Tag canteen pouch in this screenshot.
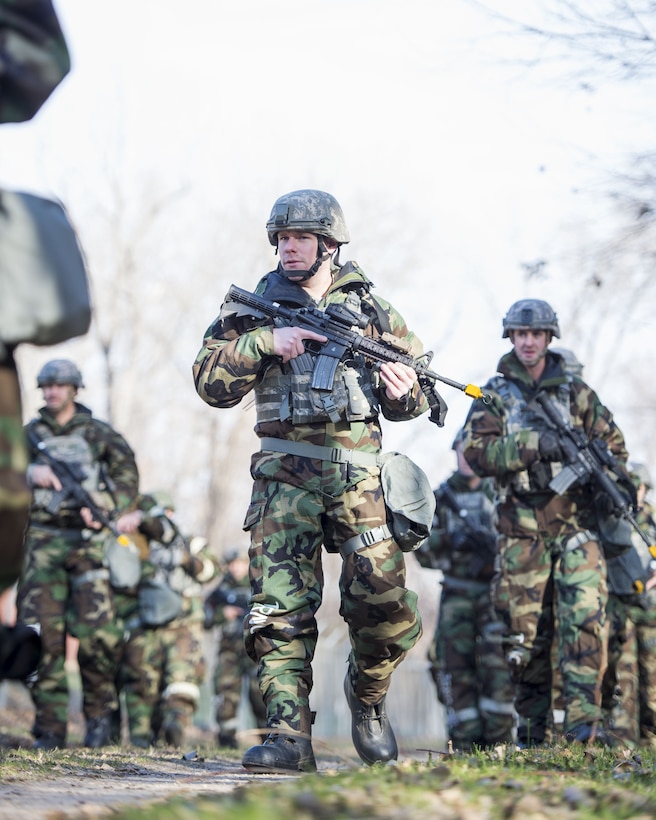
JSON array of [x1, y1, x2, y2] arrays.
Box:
[[379, 452, 436, 552], [138, 576, 183, 626], [104, 533, 141, 590]]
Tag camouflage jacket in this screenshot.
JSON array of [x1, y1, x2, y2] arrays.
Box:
[[463, 350, 628, 538], [415, 471, 498, 581], [25, 403, 139, 529], [0, 0, 70, 123], [193, 262, 428, 483]]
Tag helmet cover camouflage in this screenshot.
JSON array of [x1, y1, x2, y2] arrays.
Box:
[[266, 189, 350, 246], [150, 490, 176, 511], [629, 461, 653, 491], [36, 359, 84, 388], [502, 299, 560, 339]]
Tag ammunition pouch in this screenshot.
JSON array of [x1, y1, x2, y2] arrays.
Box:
[[596, 510, 633, 559], [103, 532, 142, 589], [138, 576, 183, 626], [379, 452, 435, 552], [606, 545, 652, 608]]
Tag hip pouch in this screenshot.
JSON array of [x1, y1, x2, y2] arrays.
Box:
[[379, 452, 436, 552], [138, 577, 183, 626]]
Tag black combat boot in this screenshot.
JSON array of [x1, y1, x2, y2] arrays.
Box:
[[241, 733, 317, 773], [33, 731, 65, 750], [84, 715, 113, 748], [344, 674, 398, 765]]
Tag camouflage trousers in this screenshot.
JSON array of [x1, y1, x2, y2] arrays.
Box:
[[16, 527, 123, 741], [604, 591, 656, 747], [120, 600, 206, 745], [430, 578, 515, 749], [244, 473, 422, 736], [493, 530, 608, 740], [0, 357, 30, 594], [214, 626, 266, 732]]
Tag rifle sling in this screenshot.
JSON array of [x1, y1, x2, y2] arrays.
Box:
[[259, 437, 382, 468]]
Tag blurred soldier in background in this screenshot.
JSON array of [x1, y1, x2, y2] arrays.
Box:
[[204, 548, 266, 749], [0, 0, 71, 679], [416, 429, 515, 750], [463, 299, 633, 747], [17, 360, 139, 749], [603, 463, 656, 746], [118, 491, 218, 748]]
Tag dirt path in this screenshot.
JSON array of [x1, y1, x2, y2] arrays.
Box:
[[0, 682, 352, 819]]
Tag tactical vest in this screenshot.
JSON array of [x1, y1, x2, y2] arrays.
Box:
[[488, 375, 572, 496], [442, 487, 496, 547], [255, 289, 380, 425], [31, 428, 106, 514]]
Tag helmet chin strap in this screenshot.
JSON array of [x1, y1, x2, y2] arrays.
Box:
[[278, 238, 334, 282]]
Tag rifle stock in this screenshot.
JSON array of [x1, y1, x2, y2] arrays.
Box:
[[225, 284, 491, 427]]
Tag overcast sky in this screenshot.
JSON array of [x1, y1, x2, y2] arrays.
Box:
[[3, 0, 654, 478]]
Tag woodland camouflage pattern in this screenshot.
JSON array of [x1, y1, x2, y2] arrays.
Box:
[[0, 0, 70, 592], [17, 403, 138, 743], [604, 499, 656, 746], [206, 570, 266, 742], [193, 262, 426, 737], [463, 349, 629, 742], [416, 472, 515, 749]]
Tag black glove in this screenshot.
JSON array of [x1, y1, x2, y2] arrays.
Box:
[[595, 491, 617, 518], [617, 473, 638, 511], [538, 430, 565, 462]]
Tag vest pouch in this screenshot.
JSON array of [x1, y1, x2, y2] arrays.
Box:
[[0, 190, 91, 346], [139, 576, 183, 626], [379, 452, 436, 552], [596, 511, 633, 559], [104, 533, 142, 589]]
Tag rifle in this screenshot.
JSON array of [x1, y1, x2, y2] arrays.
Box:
[[26, 428, 122, 538], [225, 284, 491, 427], [532, 392, 656, 592]]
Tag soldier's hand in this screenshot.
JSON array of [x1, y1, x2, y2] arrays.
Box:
[[116, 509, 144, 533], [273, 326, 327, 362], [27, 464, 62, 490], [81, 507, 103, 529], [380, 362, 417, 401]]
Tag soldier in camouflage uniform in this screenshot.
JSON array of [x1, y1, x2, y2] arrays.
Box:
[[116, 492, 219, 748], [193, 190, 427, 772], [16, 360, 139, 749], [204, 548, 267, 749], [603, 463, 656, 746], [416, 429, 515, 750], [0, 0, 70, 595], [463, 300, 633, 746]]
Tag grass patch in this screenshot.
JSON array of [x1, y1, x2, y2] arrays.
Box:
[[109, 743, 656, 819]]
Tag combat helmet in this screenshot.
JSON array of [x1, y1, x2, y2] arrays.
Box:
[[266, 189, 350, 247], [629, 461, 653, 491], [37, 359, 84, 388], [502, 299, 560, 339]]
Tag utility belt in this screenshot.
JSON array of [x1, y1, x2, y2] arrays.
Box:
[[259, 437, 382, 468], [258, 438, 434, 554]]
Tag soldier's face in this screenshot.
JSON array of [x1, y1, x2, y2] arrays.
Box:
[[511, 329, 549, 368], [42, 383, 76, 414], [277, 230, 319, 277]]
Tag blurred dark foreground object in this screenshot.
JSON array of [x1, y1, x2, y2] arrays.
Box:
[[0, 623, 41, 681]]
